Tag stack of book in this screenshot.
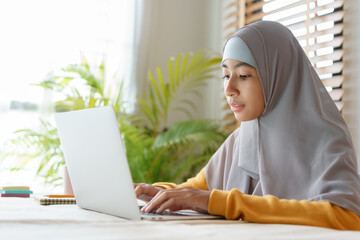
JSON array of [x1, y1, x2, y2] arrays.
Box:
[[0, 186, 33, 198]]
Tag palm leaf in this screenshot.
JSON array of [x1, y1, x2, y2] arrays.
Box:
[[168, 57, 175, 92], [148, 71, 165, 109], [153, 120, 225, 148], [62, 64, 100, 92], [156, 67, 169, 110], [138, 49, 221, 134]]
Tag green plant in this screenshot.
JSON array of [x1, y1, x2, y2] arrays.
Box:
[[139, 50, 220, 135], [2, 120, 64, 185], [2, 50, 227, 187]]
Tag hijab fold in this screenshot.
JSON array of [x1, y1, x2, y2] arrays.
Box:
[[205, 21, 360, 216]]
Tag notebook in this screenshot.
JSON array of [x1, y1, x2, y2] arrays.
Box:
[[33, 194, 76, 205], [54, 106, 222, 221]]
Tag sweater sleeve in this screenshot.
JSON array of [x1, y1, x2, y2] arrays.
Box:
[[152, 167, 208, 190], [209, 188, 360, 231], [154, 169, 360, 230]]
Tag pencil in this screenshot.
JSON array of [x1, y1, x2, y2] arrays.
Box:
[[46, 194, 75, 198]]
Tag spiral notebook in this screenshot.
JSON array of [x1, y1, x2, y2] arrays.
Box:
[[33, 194, 76, 205]]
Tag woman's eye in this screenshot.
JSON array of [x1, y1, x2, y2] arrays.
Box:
[[222, 75, 230, 80], [240, 75, 250, 79]]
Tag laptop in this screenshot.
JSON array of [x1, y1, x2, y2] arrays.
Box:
[[54, 106, 222, 221]]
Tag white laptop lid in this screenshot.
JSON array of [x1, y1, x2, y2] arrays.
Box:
[[55, 106, 141, 220], [55, 106, 223, 221]]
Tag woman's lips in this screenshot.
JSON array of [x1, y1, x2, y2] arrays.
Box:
[[230, 104, 245, 112]]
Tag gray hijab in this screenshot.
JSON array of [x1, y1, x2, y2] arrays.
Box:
[[205, 21, 360, 216]]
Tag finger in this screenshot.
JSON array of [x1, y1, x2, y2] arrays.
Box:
[[142, 190, 188, 213], [146, 188, 210, 213], [155, 198, 180, 213], [167, 205, 185, 212], [137, 194, 153, 202], [142, 190, 169, 213], [134, 185, 145, 197], [135, 184, 151, 196], [136, 184, 163, 204], [141, 192, 162, 212], [155, 193, 197, 213]]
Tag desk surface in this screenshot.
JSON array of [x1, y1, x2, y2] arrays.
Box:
[[1, 197, 359, 240]]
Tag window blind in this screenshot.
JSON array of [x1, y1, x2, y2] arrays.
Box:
[[222, 0, 345, 130]]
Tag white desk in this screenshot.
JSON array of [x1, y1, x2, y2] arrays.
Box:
[[1, 197, 359, 240]]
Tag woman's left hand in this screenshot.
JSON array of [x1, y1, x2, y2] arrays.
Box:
[[140, 187, 210, 214]]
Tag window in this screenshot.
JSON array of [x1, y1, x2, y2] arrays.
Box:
[[0, 0, 137, 191]]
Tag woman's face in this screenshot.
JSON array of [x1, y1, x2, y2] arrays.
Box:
[[222, 59, 265, 122]]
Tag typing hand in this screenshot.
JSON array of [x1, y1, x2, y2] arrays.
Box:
[[134, 183, 162, 202], [140, 187, 210, 214]]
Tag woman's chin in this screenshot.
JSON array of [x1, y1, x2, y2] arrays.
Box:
[[234, 112, 257, 122]]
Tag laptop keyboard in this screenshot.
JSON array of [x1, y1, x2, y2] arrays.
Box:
[[141, 210, 184, 216], [139, 206, 186, 216]]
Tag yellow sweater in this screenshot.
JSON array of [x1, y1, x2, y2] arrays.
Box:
[[153, 168, 360, 231]]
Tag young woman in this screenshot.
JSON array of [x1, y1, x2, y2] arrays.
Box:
[[134, 21, 360, 230]]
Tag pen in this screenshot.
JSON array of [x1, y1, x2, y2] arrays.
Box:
[[46, 194, 75, 198]]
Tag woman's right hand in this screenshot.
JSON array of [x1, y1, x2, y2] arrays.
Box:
[[134, 183, 162, 202]]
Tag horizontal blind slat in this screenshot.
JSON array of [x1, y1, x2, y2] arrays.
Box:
[[322, 76, 343, 88], [297, 23, 343, 41], [310, 49, 343, 63], [274, 10, 308, 24], [225, 10, 239, 20], [311, 0, 344, 13], [309, 36, 343, 51], [329, 88, 344, 101], [261, 0, 343, 23], [226, 1, 238, 10], [246, 11, 266, 24], [315, 62, 343, 75], [262, 1, 307, 19], [245, 1, 265, 14], [287, 10, 344, 32], [335, 101, 344, 111]]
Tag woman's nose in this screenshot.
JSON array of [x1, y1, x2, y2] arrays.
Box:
[[225, 77, 239, 97]]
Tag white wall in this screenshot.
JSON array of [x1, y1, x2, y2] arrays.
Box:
[[136, 0, 223, 128], [343, 0, 360, 168]]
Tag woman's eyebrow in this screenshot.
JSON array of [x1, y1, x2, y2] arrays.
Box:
[[235, 62, 251, 68], [222, 62, 252, 68]]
